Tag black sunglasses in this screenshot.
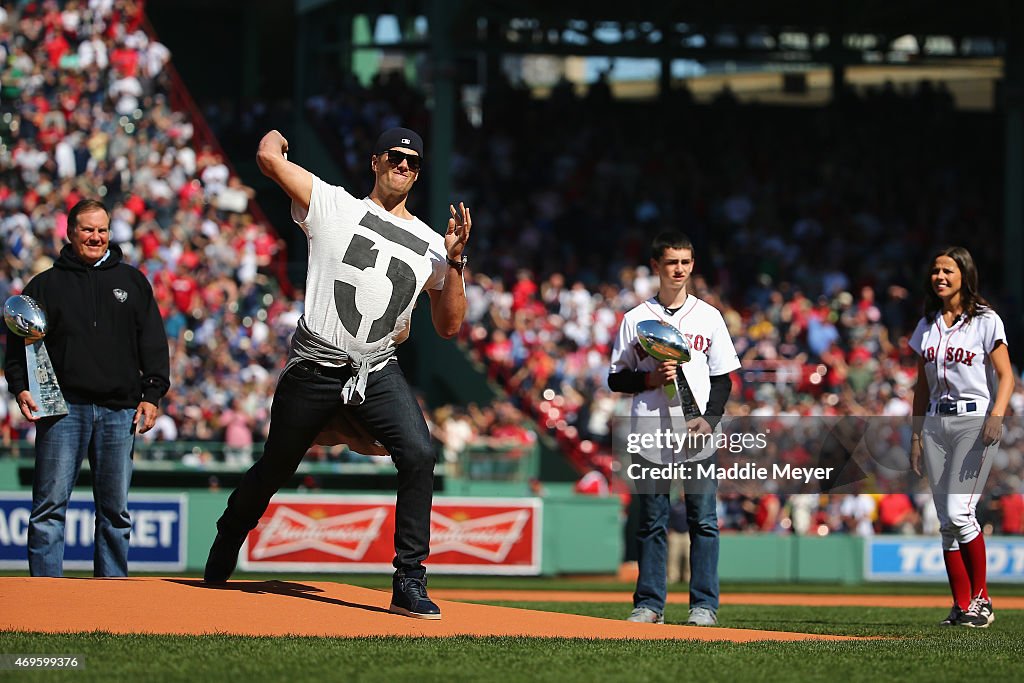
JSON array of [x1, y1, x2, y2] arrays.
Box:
[[381, 149, 421, 171]]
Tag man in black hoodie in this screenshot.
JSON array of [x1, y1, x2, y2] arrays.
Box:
[[4, 199, 170, 577]]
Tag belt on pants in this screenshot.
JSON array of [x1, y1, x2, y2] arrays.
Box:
[[296, 359, 350, 380], [928, 400, 978, 415]]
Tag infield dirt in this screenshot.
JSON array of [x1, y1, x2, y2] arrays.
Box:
[[0, 577, 880, 641]]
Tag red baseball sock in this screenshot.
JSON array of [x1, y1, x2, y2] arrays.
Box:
[[959, 536, 989, 601], [943, 549, 972, 609]]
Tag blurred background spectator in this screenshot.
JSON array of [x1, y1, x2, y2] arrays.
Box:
[[0, 1, 1021, 538]]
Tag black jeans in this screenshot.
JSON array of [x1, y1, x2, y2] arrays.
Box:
[[217, 359, 436, 571]]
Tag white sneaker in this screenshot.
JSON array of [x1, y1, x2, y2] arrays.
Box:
[[687, 607, 718, 626], [960, 595, 994, 628], [627, 607, 664, 624]]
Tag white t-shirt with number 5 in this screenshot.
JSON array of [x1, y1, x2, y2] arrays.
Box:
[[291, 175, 448, 359]]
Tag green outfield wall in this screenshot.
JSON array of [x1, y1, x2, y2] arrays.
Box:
[[718, 534, 864, 584]]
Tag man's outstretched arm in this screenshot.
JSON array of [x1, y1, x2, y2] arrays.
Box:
[[256, 129, 313, 213]]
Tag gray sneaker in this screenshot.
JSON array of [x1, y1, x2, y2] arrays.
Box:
[[687, 607, 718, 626], [627, 607, 664, 624]]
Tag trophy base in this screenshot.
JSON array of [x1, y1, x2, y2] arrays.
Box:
[[28, 402, 70, 419], [673, 376, 703, 422], [26, 340, 69, 418]]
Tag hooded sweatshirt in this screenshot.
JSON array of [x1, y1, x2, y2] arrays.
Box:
[[4, 244, 170, 409]]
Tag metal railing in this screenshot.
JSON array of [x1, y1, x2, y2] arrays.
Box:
[[0, 441, 538, 481], [0, 441, 390, 470], [455, 443, 540, 482]]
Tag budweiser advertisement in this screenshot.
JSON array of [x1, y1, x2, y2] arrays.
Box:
[[237, 495, 543, 575]]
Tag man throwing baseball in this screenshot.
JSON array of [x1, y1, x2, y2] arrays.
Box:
[[204, 127, 471, 620]]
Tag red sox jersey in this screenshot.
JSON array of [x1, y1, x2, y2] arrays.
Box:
[[908, 309, 1007, 413], [610, 295, 741, 418]]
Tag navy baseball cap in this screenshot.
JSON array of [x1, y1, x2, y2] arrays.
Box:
[[374, 127, 424, 158]]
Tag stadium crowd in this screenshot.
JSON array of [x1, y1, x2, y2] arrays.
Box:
[[0, 0, 290, 456], [1, 2, 1022, 536], [0, 2, 542, 468], [304, 66, 1024, 534]]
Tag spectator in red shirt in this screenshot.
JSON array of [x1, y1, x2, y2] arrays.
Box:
[[511, 269, 538, 313], [878, 493, 919, 534], [488, 402, 535, 447], [574, 469, 610, 496], [755, 493, 781, 531], [109, 42, 139, 77], [169, 262, 200, 314], [1000, 491, 1024, 535], [43, 30, 70, 67]]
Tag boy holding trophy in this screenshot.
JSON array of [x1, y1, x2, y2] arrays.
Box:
[[608, 231, 740, 626]]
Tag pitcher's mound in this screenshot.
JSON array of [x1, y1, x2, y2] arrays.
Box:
[[0, 577, 861, 641]]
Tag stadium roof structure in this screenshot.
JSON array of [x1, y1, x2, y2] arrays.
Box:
[[287, 1, 1024, 307], [147, 0, 1020, 302], [298, 0, 1023, 65]]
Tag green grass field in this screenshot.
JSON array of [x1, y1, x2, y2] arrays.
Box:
[[2, 577, 1023, 682]]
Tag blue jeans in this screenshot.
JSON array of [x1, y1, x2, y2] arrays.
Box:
[[29, 403, 136, 577], [634, 489, 720, 614], [217, 360, 436, 571]]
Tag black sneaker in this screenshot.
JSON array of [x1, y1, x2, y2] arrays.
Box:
[[959, 595, 994, 628], [939, 604, 964, 626], [203, 531, 246, 584], [388, 569, 441, 620]]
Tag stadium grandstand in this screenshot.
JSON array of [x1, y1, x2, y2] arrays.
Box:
[[2, 0, 1024, 580]]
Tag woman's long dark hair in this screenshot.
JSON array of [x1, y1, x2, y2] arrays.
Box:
[[923, 246, 991, 322]]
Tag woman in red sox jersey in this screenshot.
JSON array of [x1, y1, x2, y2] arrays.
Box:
[[909, 246, 1014, 628]]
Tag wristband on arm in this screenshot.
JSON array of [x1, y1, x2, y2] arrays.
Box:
[[608, 369, 648, 394], [702, 372, 733, 428]]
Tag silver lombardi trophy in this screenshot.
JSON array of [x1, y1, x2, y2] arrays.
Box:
[[4, 295, 69, 417], [636, 319, 701, 421]]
